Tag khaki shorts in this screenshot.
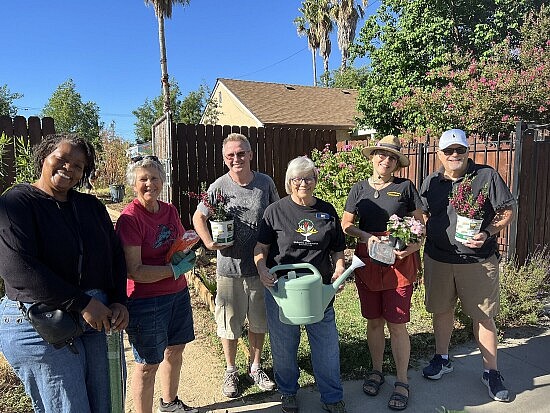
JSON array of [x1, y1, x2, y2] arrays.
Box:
[[214, 275, 267, 339], [423, 253, 500, 320]]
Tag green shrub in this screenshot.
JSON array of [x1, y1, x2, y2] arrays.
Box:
[[497, 247, 550, 328], [311, 143, 373, 220]]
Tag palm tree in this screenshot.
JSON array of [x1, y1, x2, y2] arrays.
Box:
[[317, 0, 334, 83], [331, 0, 367, 70], [144, 0, 191, 114], [295, 1, 321, 86]]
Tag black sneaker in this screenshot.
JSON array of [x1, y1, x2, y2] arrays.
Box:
[[157, 396, 198, 413], [481, 370, 510, 402], [422, 354, 453, 379]]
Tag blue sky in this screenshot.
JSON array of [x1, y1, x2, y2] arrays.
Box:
[[1, 1, 374, 143]]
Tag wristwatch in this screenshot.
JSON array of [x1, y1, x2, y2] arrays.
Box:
[[481, 229, 491, 239]]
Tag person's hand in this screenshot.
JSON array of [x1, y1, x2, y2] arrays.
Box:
[[204, 240, 231, 250], [171, 250, 197, 280], [81, 297, 112, 332], [395, 241, 421, 260], [259, 268, 276, 288], [463, 231, 488, 249], [108, 303, 129, 331], [331, 266, 346, 292], [366, 233, 380, 250]]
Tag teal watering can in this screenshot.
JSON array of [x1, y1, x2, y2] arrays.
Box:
[[267, 255, 366, 325]]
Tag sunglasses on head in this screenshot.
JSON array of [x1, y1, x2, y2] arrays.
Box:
[[131, 155, 160, 163], [441, 147, 468, 156]]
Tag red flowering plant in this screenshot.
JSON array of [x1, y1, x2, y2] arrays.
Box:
[[187, 183, 231, 221], [449, 174, 488, 220]]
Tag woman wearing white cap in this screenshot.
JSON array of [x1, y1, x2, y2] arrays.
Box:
[[342, 135, 424, 411]]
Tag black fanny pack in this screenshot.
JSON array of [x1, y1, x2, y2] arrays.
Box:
[[18, 302, 84, 353]]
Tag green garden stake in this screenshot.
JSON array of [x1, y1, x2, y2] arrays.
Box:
[[106, 330, 125, 413]]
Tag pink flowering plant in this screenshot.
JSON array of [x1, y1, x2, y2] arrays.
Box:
[[449, 174, 488, 220], [387, 215, 424, 245], [187, 183, 231, 221], [311, 143, 372, 218]]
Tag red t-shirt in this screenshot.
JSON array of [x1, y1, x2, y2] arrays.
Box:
[[116, 199, 187, 298]]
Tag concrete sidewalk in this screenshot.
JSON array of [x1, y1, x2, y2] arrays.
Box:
[[202, 325, 550, 413]]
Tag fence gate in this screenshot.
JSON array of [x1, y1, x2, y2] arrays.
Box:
[[151, 113, 174, 203], [509, 122, 550, 264]]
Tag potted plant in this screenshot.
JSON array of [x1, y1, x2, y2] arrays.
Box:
[[387, 214, 425, 251], [188, 184, 233, 246], [449, 174, 488, 242]]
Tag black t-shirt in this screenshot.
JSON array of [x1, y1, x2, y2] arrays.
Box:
[[257, 196, 345, 284], [344, 177, 422, 232], [420, 160, 516, 263]]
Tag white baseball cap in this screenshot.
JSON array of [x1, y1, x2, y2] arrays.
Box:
[[439, 129, 468, 150]]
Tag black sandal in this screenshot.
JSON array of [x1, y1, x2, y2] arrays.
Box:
[[388, 381, 409, 411], [362, 370, 385, 396]]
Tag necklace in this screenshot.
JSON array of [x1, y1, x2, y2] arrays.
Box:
[[369, 176, 393, 199]]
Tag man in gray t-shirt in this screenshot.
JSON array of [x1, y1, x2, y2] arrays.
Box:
[[192, 133, 279, 398]]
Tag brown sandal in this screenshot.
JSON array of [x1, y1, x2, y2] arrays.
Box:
[[362, 370, 385, 396], [388, 381, 409, 410]]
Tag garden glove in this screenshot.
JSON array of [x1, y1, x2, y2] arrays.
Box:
[[170, 250, 196, 280]]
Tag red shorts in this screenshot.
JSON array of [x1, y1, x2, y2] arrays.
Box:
[[355, 276, 413, 324]]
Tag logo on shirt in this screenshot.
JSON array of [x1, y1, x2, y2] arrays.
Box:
[[153, 223, 177, 248], [387, 191, 401, 197], [295, 219, 318, 242]]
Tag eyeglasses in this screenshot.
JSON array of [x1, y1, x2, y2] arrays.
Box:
[[131, 155, 159, 163], [224, 151, 250, 160], [441, 147, 468, 156], [291, 177, 316, 185], [375, 151, 398, 162]]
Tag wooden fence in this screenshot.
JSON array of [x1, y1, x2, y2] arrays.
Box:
[[0, 115, 55, 193], [154, 124, 336, 227]]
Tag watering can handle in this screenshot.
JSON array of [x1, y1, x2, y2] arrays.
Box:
[[269, 263, 321, 277]]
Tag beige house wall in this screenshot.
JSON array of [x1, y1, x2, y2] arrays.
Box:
[[209, 84, 262, 127]]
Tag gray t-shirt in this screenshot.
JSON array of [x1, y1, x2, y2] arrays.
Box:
[[197, 172, 279, 277]]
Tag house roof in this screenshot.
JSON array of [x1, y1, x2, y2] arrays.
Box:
[[217, 78, 359, 129]]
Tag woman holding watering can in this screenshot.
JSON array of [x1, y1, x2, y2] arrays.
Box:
[[0, 133, 128, 412], [254, 156, 347, 413], [342, 135, 424, 411], [116, 155, 198, 413]]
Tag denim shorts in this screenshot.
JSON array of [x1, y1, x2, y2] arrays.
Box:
[[126, 287, 195, 364]]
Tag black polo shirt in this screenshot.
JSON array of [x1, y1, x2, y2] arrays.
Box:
[[419, 159, 515, 264]]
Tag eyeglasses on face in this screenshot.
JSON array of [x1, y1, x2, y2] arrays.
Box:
[[291, 177, 316, 185], [224, 151, 250, 160], [131, 155, 160, 163], [375, 151, 398, 162], [441, 147, 468, 156]]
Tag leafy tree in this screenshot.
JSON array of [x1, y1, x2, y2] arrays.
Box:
[[331, 0, 366, 70], [353, 0, 545, 136], [42, 79, 101, 147], [144, 0, 191, 114], [133, 81, 218, 143], [0, 84, 23, 117], [324, 65, 369, 88], [393, 6, 550, 138]]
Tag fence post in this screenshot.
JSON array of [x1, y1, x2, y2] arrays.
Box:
[[507, 121, 525, 259]]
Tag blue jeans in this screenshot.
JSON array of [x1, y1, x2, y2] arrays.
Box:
[[0, 291, 124, 413], [264, 289, 344, 404]]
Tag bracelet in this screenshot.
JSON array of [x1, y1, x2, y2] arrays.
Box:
[[481, 229, 491, 238]]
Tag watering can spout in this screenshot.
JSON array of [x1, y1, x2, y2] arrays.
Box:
[[322, 255, 366, 309]]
